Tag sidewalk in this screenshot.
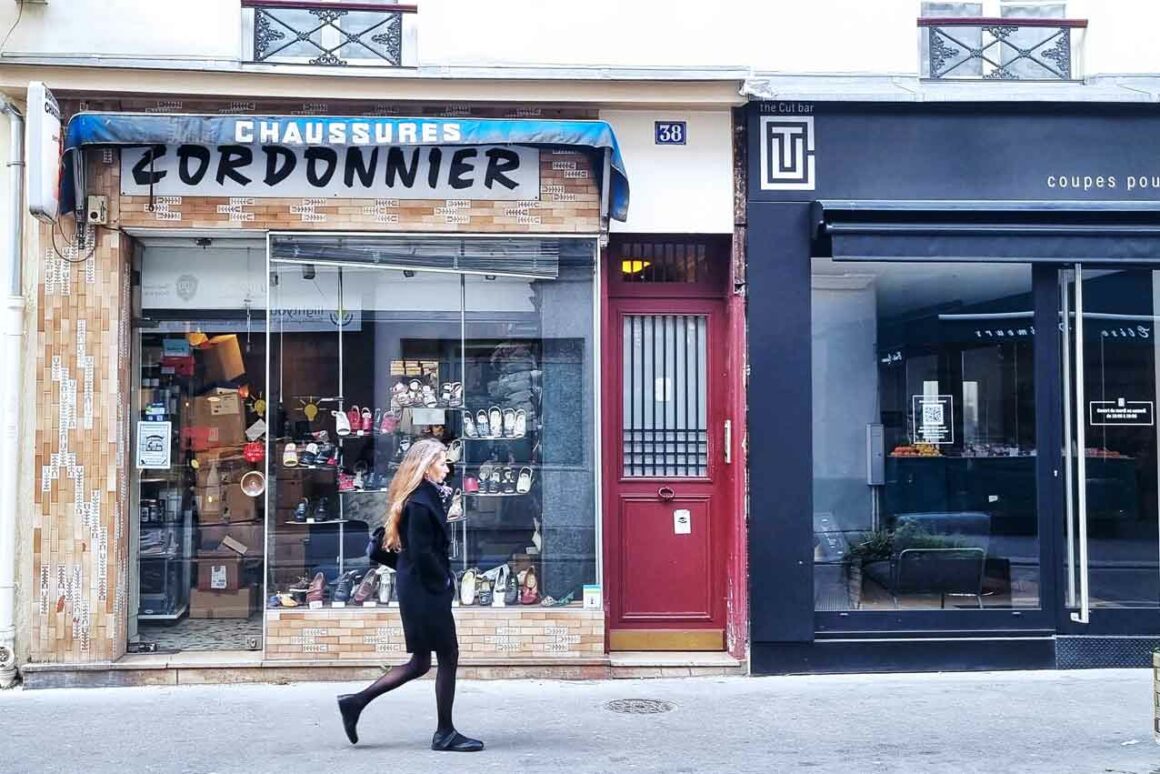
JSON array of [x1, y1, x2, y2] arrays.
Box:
[[2, 669, 1157, 773]]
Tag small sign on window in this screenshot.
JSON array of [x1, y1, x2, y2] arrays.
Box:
[[655, 121, 687, 145]]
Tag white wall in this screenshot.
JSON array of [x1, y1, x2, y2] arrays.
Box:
[[601, 110, 734, 234]]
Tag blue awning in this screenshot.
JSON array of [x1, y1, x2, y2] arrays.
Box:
[[61, 112, 630, 221]]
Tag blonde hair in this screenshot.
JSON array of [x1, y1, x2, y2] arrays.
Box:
[[384, 438, 447, 552]]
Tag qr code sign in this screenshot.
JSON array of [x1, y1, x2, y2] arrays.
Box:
[[922, 404, 944, 426]]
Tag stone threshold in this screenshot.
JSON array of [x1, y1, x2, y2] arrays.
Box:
[[20, 650, 745, 689]]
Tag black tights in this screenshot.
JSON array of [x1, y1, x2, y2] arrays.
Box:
[[349, 643, 460, 733]]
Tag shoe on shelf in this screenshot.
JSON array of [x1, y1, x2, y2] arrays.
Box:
[[463, 410, 477, 438], [306, 572, 326, 604], [313, 499, 330, 522], [516, 466, 533, 494], [332, 410, 351, 437], [360, 407, 373, 434], [333, 570, 362, 604], [503, 408, 516, 437], [282, 442, 299, 467], [351, 569, 379, 604], [488, 407, 502, 438], [347, 405, 362, 434], [450, 382, 463, 408], [431, 729, 484, 752], [293, 498, 308, 523], [446, 439, 463, 464]]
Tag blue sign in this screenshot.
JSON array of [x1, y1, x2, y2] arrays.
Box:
[[655, 121, 687, 145]]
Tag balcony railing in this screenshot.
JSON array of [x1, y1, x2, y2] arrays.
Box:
[[919, 17, 1087, 81], [241, 0, 417, 67]]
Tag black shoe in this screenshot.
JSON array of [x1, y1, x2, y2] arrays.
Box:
[[337, 695, 361, 745], [431, 729, 484, 752], [333, 570, 361, 604]]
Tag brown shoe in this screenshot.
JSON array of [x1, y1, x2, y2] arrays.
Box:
[[306, 572, 326, 604], [351, 569, 379, 604]]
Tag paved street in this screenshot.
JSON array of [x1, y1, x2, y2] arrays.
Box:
[[2, 669, 1158, 773]]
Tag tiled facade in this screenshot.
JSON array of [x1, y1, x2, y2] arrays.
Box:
[[265, 608, 604, 661], [27, 97, 605, 666]]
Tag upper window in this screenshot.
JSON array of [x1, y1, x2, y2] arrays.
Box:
[[242, 0, 418, 68]]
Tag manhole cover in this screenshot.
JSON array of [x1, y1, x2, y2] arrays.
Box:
[[604, 699, 676, 714]]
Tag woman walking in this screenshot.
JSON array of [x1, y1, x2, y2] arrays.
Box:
[[337, 438, 484, 752]]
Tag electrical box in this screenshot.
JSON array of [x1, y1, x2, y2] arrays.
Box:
[[866, 423, 885, 486], [86, 195, 108, 225]]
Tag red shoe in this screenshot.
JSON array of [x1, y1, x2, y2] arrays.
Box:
[[360, 407, 373, 434], [346, 405, 361, 435], [306, 572, 326, 604]]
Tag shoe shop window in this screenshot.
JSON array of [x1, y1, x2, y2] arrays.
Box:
[[131, 238, 268, 653], [267, 235, 598, 613]]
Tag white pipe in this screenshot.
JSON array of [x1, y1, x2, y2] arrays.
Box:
[[0, 95, 24, 688]]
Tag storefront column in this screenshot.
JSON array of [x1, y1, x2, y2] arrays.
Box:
[[747, 202, 814, 655], [29, 151, 133, 663]]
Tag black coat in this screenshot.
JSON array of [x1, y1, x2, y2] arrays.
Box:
[[395, 479, 457, 653]]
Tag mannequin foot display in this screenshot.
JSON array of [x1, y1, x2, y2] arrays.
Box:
[[431, 729, 484, 752], [337, 695, 362, 745]]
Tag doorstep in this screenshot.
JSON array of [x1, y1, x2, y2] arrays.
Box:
[[20, 652, 611, 689], [609, 651, 746, 679], [20, 650, 747, 689]]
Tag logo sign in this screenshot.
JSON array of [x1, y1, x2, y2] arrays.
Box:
[[1090, 398, 1155, 427], [136, 421, 172, 469], [912, 394, 954, 445], [25, 81, 62, 222], [120, 144, 540, 201], [654, 121, 687, 145], [759, 115, 815, 191]]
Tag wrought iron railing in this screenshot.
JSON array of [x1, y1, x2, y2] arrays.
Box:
[[919, 17, 1087, 80], [242, 0, 417, 67]]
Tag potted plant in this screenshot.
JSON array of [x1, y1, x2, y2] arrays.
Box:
[[844, 529, 894, 609]]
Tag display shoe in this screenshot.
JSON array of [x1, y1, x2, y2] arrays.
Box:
[[408, 379, 422, 406], [488, 406, 503, 438], [289, 575, 310, 604], [306, 572, 327, 604], [379, 410, 398, 435], [293, 498, 308, 523], [377, 568, 394, 604], [504, 566, 520, 605], [337, 471, 356, 492], [422, 385, 438, 407], [431, 729, 484, 753], [360, 407, 373, 434], [516, 466, 533, 494], [501, 466, 516, 494], [441, 382, 453, 405], [372, 407, 382, 433], [476, 409, 490, 438], [351, 569, 380, 604], [503, 408, 517, 437], [446, 439, 463, 464], [299, 442, 319, 466], [337, 695, 363, 745], [282, 442, 299, 467], [393, 381, 411, 407], [333, 569, 361, 604], [318, 443, 338, 466], [332, 410, 352, 437], [459, 568, 477, 605], [463, 410, 477, 438], [476, 575, 493, 606], [274, 593, 298, 608], [450, 382, 464, 408], [313, 499, 330, 522], [514, 409, 527, 438], [464, 475, 479, 493], [447, 489, 465, 522], [520, 566, 540, 605]]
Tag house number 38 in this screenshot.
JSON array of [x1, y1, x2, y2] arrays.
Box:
[[654, 121, 687, 145]]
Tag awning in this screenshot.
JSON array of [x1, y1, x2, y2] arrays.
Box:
[[60, 113, 630, 221], [815, 200, 1160, 263]]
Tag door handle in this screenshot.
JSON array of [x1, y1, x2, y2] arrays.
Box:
[[657, 486, 675, 502], [724, 420, 732, 465], [1070, 263, 1091, 624]]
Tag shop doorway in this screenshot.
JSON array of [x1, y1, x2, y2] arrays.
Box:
[[604, 238, 732, 651], [1058, 266, 1160, 636]]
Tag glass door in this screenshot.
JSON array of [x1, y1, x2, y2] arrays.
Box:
[[1060, 266, 1160, 631]]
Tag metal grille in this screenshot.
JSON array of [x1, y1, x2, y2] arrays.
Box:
[[618, 240, 711, 284], [1055, 636, 1160, 669], [247, 1, 410, 67], [604, 699, 676, 714], [623, 314, 708, 477]]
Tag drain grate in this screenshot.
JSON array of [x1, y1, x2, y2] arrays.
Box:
[[604, 698, 676, 715]]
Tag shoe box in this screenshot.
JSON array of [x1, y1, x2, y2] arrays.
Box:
[[195, 550, 244, 592], [184, 388, 246, 451], [190, 585, 258, 619], [194, 448, 258, 522], [200, 334, 246, 384], [199, 523, 264, 557]]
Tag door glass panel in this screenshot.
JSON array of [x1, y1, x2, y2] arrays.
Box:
[[811, 260, 1039, 612], [621, 314, 708, 477], [1063, 268, 1160, 611]]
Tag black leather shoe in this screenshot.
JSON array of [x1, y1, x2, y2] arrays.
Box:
[[431, 729, 484, 752], [337, 695, 362, 745]]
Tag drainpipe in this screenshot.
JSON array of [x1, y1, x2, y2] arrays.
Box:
[[0, 95, 24, 689]]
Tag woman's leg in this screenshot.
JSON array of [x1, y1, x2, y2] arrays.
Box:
[[337, 651, 432, 744], [434, 640, 459, 733]]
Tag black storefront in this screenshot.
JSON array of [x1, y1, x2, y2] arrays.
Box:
[[747, 101, 1160, 673]]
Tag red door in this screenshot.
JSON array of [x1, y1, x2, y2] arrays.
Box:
[[603, 239, 732, 651]]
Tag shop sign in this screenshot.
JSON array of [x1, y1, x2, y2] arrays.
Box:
[[1089, 398, 1154, 427], [912, 394, 954, 445], [136, 421, 172, 469], [26, 81, 62, 222], [120, 144, 540, 201]]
